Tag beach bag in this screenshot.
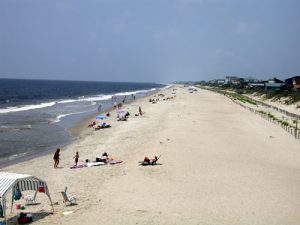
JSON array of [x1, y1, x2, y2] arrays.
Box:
[[0, 203, 3, 218], [18, 213, 28, 224], [38, 183, 45, 193], [14, 186, 22, 201]]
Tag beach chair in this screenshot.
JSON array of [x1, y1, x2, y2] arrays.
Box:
[[24, 193, 37, 205], [61, 187, 76, 206]]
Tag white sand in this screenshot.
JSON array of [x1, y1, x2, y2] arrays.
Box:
[[2, 86, 300, 225]]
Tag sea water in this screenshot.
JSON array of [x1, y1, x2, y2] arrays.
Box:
[[0, 79, 167, 167]]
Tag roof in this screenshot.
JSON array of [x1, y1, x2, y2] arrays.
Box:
[[294, 77, 300, 85], [0, 172, 48, 197], [265, 83, 284, 87]]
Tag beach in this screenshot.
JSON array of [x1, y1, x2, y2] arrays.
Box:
[[2, 86, 300, 225]]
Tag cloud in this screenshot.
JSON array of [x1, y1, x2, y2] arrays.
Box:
[[236, 22, 257, 35]]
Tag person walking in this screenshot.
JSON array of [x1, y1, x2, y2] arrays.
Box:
[[53, 148, 60, 168]]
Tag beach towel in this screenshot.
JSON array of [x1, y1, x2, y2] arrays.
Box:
[[109, 160, 123, 165], [86, 162, 105, 167], [70, 164, 85, 169]]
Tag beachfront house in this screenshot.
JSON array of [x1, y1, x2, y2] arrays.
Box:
[[247, 80, 265, 89], [224, 76, 241, 85], [264, 77, 285, 91], [285, 76, 300, 91], [216, 79, 225, 85]]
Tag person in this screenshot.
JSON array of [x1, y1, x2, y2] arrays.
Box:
[[96, 152, 109, 163], [139, 106, 143, 115], [74, 152, 79, 166], [97, 104, 102, 112], [143, 156, 150, 164], [125, 111, 130, 118], [122, 96, 126, 103], [53, 148, 60, 168], [143, 155, 159, 165], [88, 121, 96, 127], [113, 102, 117, 109]]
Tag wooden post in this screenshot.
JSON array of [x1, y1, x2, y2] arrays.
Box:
[[295, 120, 298, 139]]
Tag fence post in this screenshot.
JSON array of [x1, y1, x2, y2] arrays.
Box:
[[294, 120, 298, 139]]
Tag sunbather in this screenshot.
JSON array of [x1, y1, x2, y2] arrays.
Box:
[[94, 122, 111, 130], [96, 152, 110, 163], [88, 121, 96, 127], [142, 155, 159, 165]]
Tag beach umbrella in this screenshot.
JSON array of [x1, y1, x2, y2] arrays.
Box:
[[96, 115, 107, 120]]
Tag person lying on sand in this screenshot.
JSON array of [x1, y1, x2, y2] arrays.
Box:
[[94, 122, 111, 130], [96, 152, 111, 163], [142, 155, 159, 165], [88, 121, 96, 127]]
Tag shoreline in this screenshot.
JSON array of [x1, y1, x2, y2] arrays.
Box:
[[2, 86, 299, 225], [0, 90, 161, 169]]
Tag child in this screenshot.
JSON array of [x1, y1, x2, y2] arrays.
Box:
[[74, 152, 79, 166]]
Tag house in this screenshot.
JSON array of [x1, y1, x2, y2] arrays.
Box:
[[247, 82, 265, 88], [285, 76, 300, 91], [224, 76, 241, 85], [264, 77, 285, 91]]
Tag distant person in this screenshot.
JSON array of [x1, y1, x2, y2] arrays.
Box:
[[114, 102, 117, 109], [53, 148, 60, 168], [97, 104, 102, 112], [88, 121, 96, 127], [139, 106, 143, 115], [74, 152, 79, 166], [122, 96, 126, 103], [134, 95, 136, 100]]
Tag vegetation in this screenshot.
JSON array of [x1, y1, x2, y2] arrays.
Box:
[[202, 84, 300, 105]]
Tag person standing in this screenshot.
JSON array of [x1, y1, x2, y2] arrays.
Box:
[[139, 106, 143, 115], [53, 148, 60, 168], [74, 152, 79, 166]]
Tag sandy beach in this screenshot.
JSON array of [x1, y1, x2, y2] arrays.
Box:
[[2, 86, 300, 225]]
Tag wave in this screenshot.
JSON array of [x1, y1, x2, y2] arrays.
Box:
[[0, 102, 57, 114], [160, 84, 173, 90], [58, 95, 112, 104], [0, 86, 162, 114], [114, 88, 157, 96], [52, 110, 93, 123]]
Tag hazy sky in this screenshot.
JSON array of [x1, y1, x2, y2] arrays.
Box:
[[0, 0, 299, 83]]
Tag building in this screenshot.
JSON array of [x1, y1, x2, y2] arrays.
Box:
[[285, 76, 300, 91], [264, 77, 285, 91], [224, 76, 241, 85]]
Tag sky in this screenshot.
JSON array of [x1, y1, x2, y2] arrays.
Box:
[[0, 0, 300, 83]]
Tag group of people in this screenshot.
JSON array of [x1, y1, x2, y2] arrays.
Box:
[[54, 148, 79, 168], [53, 103, 146, 168], [54, 148, 159, 168], [54, 149, 113, 168]]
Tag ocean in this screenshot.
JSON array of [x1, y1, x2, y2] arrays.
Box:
[[0, 79, 166, 167]]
